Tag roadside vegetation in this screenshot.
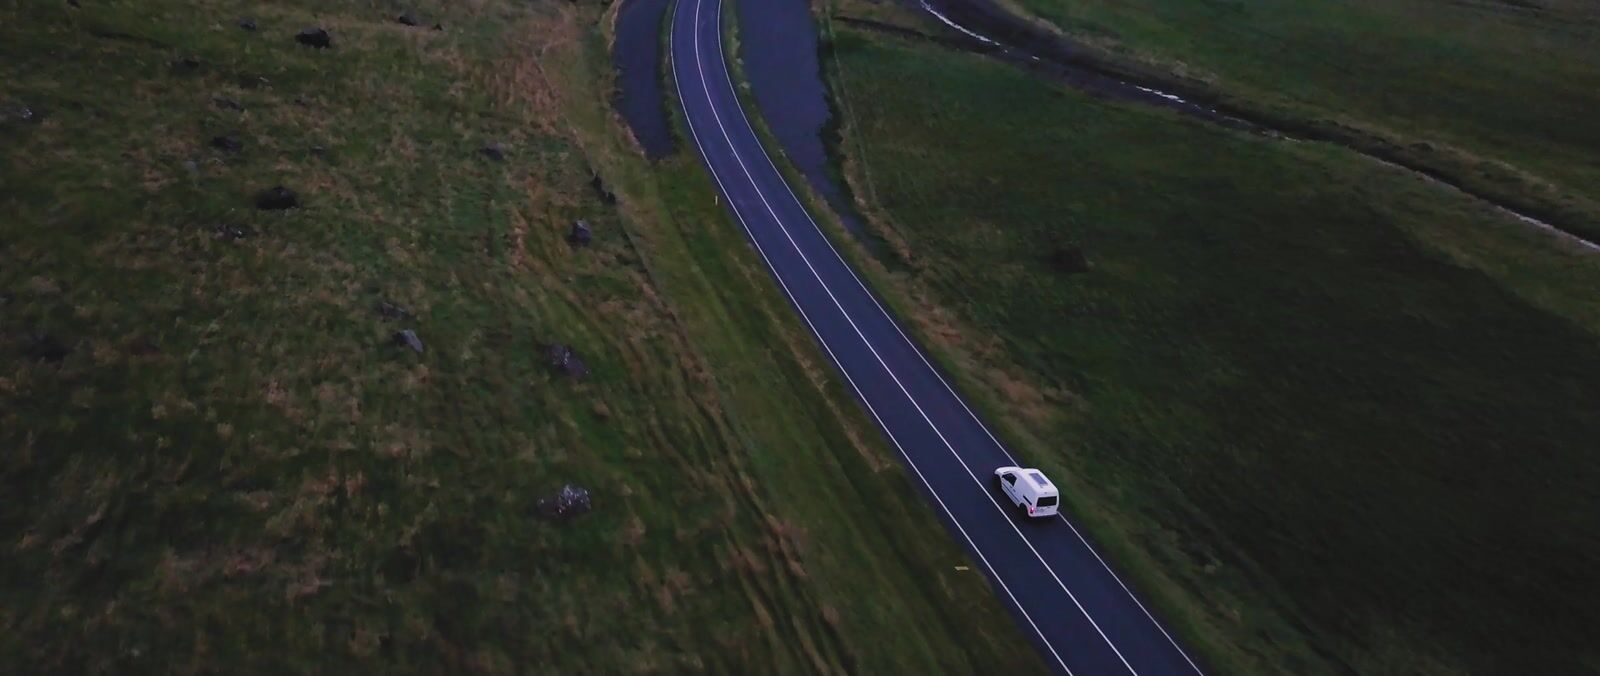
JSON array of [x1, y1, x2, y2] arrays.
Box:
[[815, 2, 1600, 672], [0, 0, 1038, 671]]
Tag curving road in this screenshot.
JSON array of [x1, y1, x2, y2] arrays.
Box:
[[670, 0, 1204, 672]]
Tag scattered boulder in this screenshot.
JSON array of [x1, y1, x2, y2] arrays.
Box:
[[237, 17, 257, 31], [212, 96, 245, 112], [309, 145, 327, 157], [375, 301, 410, 321], [23, 334, 70, 363], [393, 329, 425, 354], [210, 134, 243, 153], [295, 27, 332, 49], [126, 337, 161, 357], [537, 484, 592, 520], [254, 186, 299, 210], [397, 13, 419, 26], [568, 220, 593, 246], [589, 172, 617, 205], [545, 343, 588, 379], [1047, 246, 1090, 275], [170, 56, 202, 73], [212, 224, 250, 240], [479, 142, 505, 162], [432, 23, 444, 31], [9, 105, 40, 125]]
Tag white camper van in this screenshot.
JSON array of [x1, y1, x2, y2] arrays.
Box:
[[994, 466, 1060, 518]]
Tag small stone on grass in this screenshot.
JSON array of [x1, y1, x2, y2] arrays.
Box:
[[24, 334, 70, 363], [393, 329, 424, 354], [569, 220, 593, 246], [295, 28, 332, 49], [255, 186, 299, 210], [537, 484, 593, 520], [545, 343, 589, 379], [376, 301, 410, 321]]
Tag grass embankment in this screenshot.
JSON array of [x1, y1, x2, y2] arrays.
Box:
[[996, 0, 1600, 242], [0, 0, 1035, 671], [818, 16, 1600, 674]]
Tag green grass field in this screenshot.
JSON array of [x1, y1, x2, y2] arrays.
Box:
[[0, 0, 1040, 671], [1000, 0, 1600, 242], [819, 10, 1600, 673]]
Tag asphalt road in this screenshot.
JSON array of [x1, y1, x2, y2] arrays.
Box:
[[670, 0, 1205, 672]]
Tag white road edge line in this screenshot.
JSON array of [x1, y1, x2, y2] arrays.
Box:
[[690, 1, 1139, 673], [711, 8, 1206, 674], [669, 1, 1073, 673]]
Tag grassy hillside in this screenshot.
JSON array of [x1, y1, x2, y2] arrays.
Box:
[[0, 0, 1039, 672], [818, 13, 1600, 674], [1000, 0, 1600, 240]]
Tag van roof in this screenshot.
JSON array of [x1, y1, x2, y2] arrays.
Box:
[[1027, 471, 1056, 493]]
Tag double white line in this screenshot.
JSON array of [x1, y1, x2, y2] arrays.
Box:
[[668, 0, 1203, 673]]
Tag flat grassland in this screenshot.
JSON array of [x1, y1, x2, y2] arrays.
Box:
[[1006, 0, 1600, 241], [821, 7, 1600, 672], [0, 0, 1037, 671]]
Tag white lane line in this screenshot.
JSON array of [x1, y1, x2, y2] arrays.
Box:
[[669, 1, 1073, 673], [691, 1, 1138, 673], [709, 7, 1206, 675], [918, 0, 998, 45]]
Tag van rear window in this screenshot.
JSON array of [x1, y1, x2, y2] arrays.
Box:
[[1037, 496, 1058, 507]]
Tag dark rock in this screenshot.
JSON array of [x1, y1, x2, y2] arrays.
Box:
[[170, 56, 202, 73], [254, 186, 299, 210], [393, 329, 424, 354], [545, 343, 588, 379], [480, 142, 505, 162], [24, 334, 70, 363], [590, 172, 617, 205], [1047, 246, 1090, 275], [212, 224, 250, 240], [309, 145, 327, 157], [568, 220, 593, 246], [432, 23, 444, 31], [537, 484, 592, 520], [397, 13, 419, 27], [295, 27, 332, 49], [210, 135, 242, 153], [127, 338, 161, 357], [212, 96, 245, 111], [67, 0, 80, 7], [376, 301, 410, 321], [237, 17, 257, 31]]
